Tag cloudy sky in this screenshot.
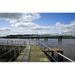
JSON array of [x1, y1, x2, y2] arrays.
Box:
[[0, 13, 75, 36]]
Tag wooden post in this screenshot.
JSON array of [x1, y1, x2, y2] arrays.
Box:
[[51, 51, 54, 57], [51, 51, 54, 62], [58, 51, 63, 62], [7, 40, 8, 45]]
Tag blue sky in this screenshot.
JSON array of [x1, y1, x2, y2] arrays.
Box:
[[0, 19, 10, 27], [35, 13, 75, 25], [0, 13, 75, 36]]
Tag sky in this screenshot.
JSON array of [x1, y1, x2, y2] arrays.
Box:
[[0, 13, 75, 36]]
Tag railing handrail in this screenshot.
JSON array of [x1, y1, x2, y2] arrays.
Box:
[[0, 47, 17, 58], [56, 52, 74, 62], [46, 51, 57, 62], [8, 53, 17, 61]]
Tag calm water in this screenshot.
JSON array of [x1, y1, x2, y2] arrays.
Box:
[[0, 38, 75, 61]]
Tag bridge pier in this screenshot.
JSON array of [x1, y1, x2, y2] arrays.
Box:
[[44, 38, 48, 41], [58, 36, 62, 47]]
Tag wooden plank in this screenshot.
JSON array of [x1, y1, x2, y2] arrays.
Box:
[[16, 45, 30, 62], [22, 45, 30, 62]]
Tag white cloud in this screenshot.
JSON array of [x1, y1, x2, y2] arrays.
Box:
[[0, 27, 11, 36], [52, 21, 75, 35], [32, 25, 50, 30], [20, 13, 40, 22], [0, 27, 10, 31], [5, 13, 41, 29], [12, 22, 39, 28], [5, 18, 17, 24]]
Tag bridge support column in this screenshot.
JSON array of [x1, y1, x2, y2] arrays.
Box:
[[44, 38, 48, 41], [58, 36, 62, 47]]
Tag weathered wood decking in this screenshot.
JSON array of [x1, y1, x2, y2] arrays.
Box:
[[29, 45, 49, 62], [16, 45, 30, 62], [16, 45, 50, 62]]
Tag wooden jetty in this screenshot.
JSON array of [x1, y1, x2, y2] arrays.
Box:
[[16, 45, 30, 62]]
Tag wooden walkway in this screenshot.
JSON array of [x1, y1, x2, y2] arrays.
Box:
[[29, 45, 49, 62], [16, 45, 50, 62], [16, 45, 30, 62]]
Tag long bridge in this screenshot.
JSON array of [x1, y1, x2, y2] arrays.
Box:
[[4, 35, 73, 38], [2, 35, 73, 44]]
